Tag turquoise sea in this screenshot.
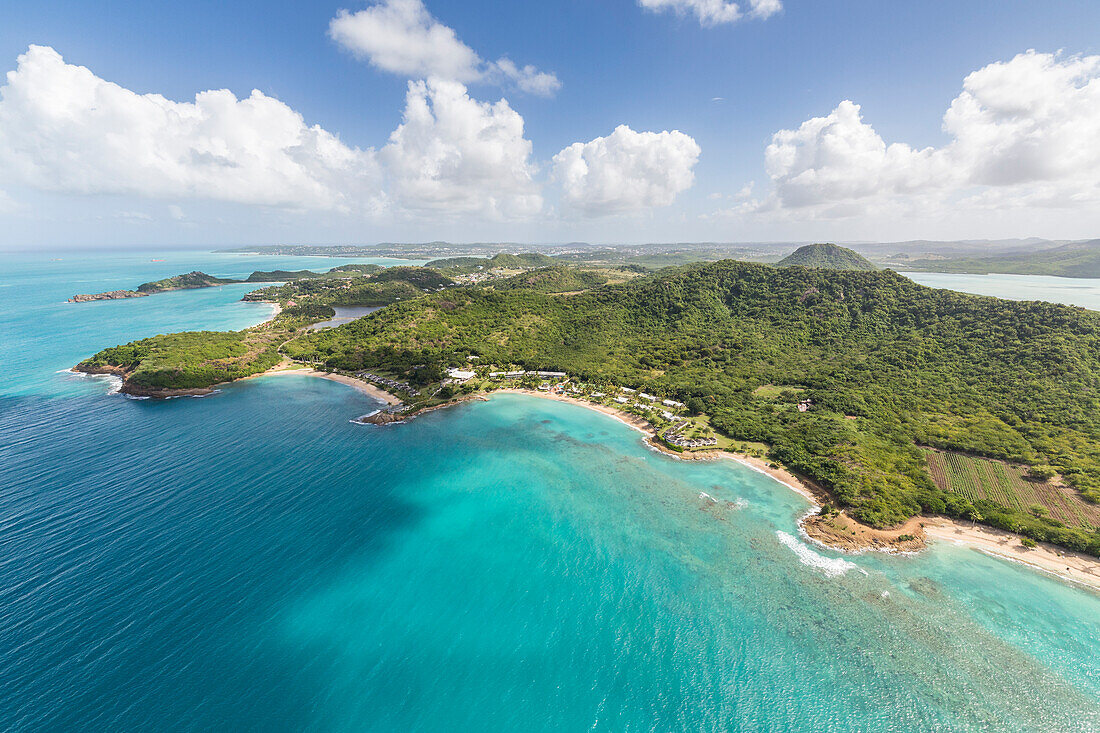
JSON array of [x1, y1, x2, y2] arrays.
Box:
[[2, 252, 1099, 731]]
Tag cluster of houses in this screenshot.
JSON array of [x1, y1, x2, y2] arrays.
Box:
[[446, 364, 708, 438], [662, 421, 718, 450], [359, 372, 418, 395], [488, 370, 568, 380], [452, 268, 506, 285]]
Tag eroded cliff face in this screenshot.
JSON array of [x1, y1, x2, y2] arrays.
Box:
[[801, 511, 927, 554], [117, 383, 215, 398], [73, 362, 215, 398]]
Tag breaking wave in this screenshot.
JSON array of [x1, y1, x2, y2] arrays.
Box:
[[776, 531, 865, 578]]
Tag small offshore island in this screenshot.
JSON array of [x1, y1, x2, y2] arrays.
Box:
[[75, 245, 1100, 577]]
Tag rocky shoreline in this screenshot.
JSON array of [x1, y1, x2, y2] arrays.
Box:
[[73, 363, 217, 398], [69, 290, 148, 302]]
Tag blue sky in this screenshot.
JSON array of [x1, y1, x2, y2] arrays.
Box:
[[2, 0, 1099, 249]]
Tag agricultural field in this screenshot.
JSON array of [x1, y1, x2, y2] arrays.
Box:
[[925, 449, 1100, 529]]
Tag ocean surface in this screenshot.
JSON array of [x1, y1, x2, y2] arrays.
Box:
[[2, 252, 1099, 731], [903, 271, 1100, 310]]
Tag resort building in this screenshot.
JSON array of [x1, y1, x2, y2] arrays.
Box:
[[662, 399, 685, 408], [661, 420, 718, 449], [446, 368, 477, 382]]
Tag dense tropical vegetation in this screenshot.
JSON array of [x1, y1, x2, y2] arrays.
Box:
[[136, 271, 241, 292], [776, 243, 876, 271], [280, 261, 1100, 554], [492, 266, 610, 293], [425, 252, 557, 274], [80, 259, 1100, 554], [77, 330, 281, 390]]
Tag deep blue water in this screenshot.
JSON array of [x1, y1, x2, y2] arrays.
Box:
[[2, 252, 1099, 731]]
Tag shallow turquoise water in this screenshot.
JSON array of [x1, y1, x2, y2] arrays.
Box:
[[903, 271, 1100, 310], [2, 253, 1099, 731]]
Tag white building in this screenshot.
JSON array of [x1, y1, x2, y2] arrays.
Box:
[[638, 393, 656, 402], [446, 368, 477, 382], [662, 399, 684, 408]]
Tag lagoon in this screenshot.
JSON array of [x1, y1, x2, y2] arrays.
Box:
[[307, 305, 384, 330], [903, 270, 1100, 310]]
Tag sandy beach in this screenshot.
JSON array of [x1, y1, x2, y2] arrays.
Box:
[[488, 388, 1100, 592], [924, 519, 1100, 593], [262, 301, 282, 321], [493, 388, 821, 499], [493, 388, 656, 434], [260, 363, 404, 405]]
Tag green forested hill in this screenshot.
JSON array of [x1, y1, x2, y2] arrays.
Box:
[[242, 266, 453, 305], [136, 271, 240, 292], [285, 261, 1100, 552], [776, 243, 876, 271], [492, 266, 609, 293], [425, 252, 556, 273], [78, 268, 452, 391], [370, 266, 453, 288]]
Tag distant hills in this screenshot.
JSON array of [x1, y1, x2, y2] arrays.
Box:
[[776, 244, 876, 271], [219, 239, 1100, 278], [901, 239, 1100, 278]]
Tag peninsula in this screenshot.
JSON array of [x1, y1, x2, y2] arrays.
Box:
[[69, 271, 238, 301], [68, 264, 386, 302], [75, 258, 1100, 561]]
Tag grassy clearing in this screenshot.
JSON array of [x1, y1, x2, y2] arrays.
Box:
[[925, 449, 1100, 529], [752, 384, 806, 399]]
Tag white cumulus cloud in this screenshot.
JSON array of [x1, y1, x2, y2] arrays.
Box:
[[761, 50, 1100, 217], [639, 0, 781, 27], [381, 79, 542, 218], [764, 100, 947, 210], [553, 125, 701, 216], [0, 45, 383, 212], [330, 0, 560, 96]]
